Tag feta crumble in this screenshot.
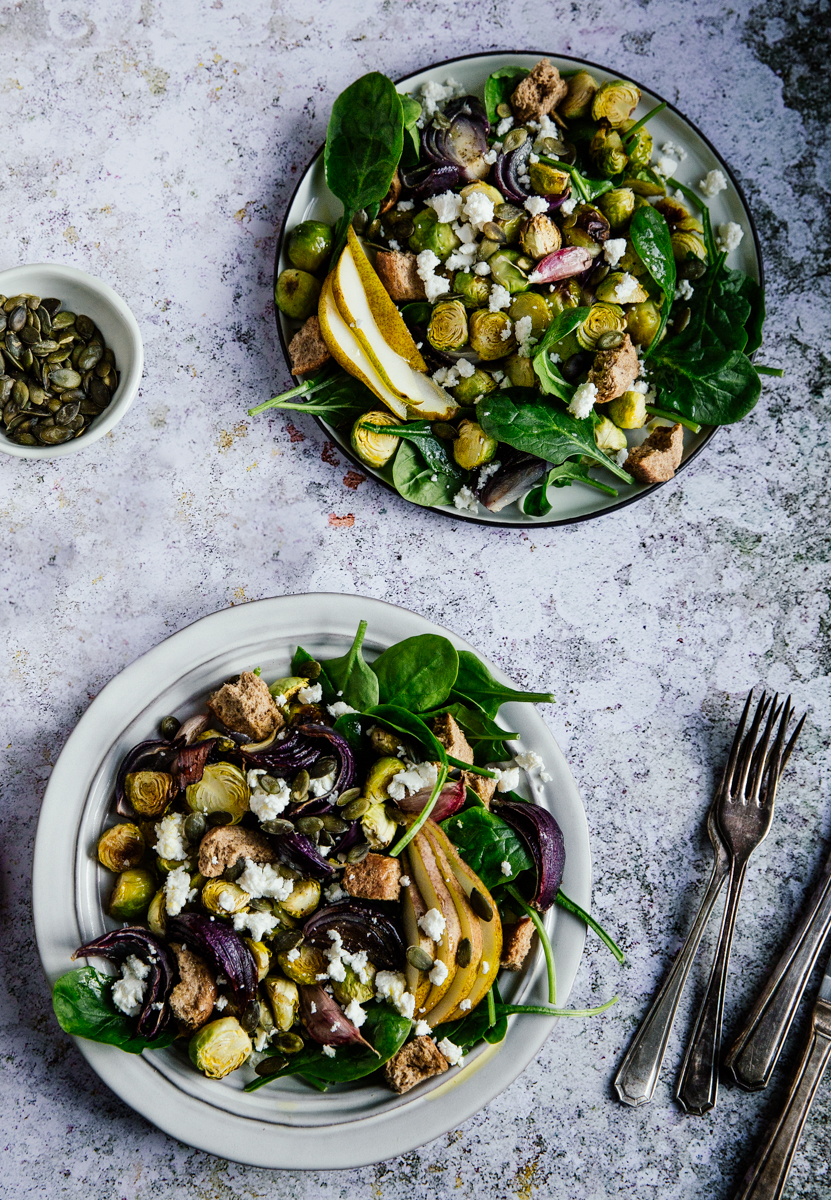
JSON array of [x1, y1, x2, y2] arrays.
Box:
[[560, 196, 577, 216], [249, 772, 291, 821], [661, 140, 687, 162], [309, 769, 337, 797], [514, 314, 535, 357], [428, 959, 449, 986], [286, 947, 300, 962], [495, 766, 520, 793], [437, 1036, 464, 1067], [478, 459, 500, 487], [488, 284, 511, 313], [459, 999, 472, 1012], [321, 1044, 336, 1058], [654, 154, 678, 179], [612, 272, 642, 304], [674, 278, 695, 302], [324, 880, 348, 903], [388, 238, 401, 251], [297, 682, 322, 704], [214, 995, 228, 1011], [413, 1019, 432, 1036], [699, 168, 727, 197], [456, 358, 475, 378], [420, 77, 464, 120], [463, 191, 495, 231], [481, 960, 490, 974], [164, 865, 197, 917], [500, 860, 513, 877], [568, 380, 598, 420], [153, 812, 188, 862], [615, 448, 629, 466], [237, 859, 294, 902], [483, 148, 498, 165], [716, 222, 744, 253], [453, 485, 479, 513], [375, 970, 416, 1019], [473, 261, 491, 276], [387, 760, 438, 800], [397, 199, 414, 212], [112, 955, 150, 1016], [327, 700, 358, 718], [418, 907, 446, 942], [399, 875, 411, 887], [426, 190, 463, 224], [344, 999, 367, 1028], [524, 195, 548, 217], [496, 116, 514, 136], [233, 910, 278, 941]]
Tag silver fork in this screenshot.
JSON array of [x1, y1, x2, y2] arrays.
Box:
[[676, 693, 794, 1115]]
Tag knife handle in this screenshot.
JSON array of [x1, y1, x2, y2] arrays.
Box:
[[733, 1000, 831, 1200]]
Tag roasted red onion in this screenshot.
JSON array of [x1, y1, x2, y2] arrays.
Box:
[[493, 799, 566, 911], [272, 829, 337, 880], [528, 246, 594, 284], [493, 136, 570, 214], [478, 450, 548, 513], [299, 985, 375, 1051], [296, 723, 357, 796], [173, 714, 210, 745], [241, 726, 322, 774], [395, 778, 465, 822], [166, 913, 257, 1007], [73, 927, 174, 1040], [403, 96, 490, 197], [303, 901, 406, 970]]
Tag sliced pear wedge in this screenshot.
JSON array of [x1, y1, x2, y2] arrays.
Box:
[[400, 852, 434, 1009], [408, 832, 461, 1014], [346, 228, 426, 371], [421, 825, 483, 1028], [317, 274, 408, 418]]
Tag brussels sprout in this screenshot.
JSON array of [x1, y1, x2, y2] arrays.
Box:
[[559, 69, 598, 120], [594, 415, 628, 454], [453, 271, 491, 309], [408, 209, 460, 261], [592, 79, 640, 127], [607, 389, 648, 429], [528, 163, 570, 196], [369, 727, 404, 756], [362, 800, 397, 849], [125, 770, 173, 818], [202, 879, 250, 915], [245, 939, 271, 981], [287, 220, 332, 273], [469, 309, 516, 359], [262, 975, 299, 1030], [269, 675, 311, 702], [625, 299, 663, 346], [520, 214, 561, 260], [97, 822, 145, 872], [197, 728, 237, 753], [576, 303, 627, 351], [275, 269, 321, 321], [504, 354, 537, 388], [147, 888, 167, 936], [453, 419, 498, 470], [562, 205, 611, 258], [363, 757, 405, 802], [488, 248, 530, 295], [491, 203, 525, 244], [620, 120, 652, 171], [331, 962, 376, 1006], [618, 242, 647, 277], [654, 196, 689, 227], [351, 410, 401, 468], [589, 127, 628, 178], [189, 1016, 252, 1079], [509, 292, 553, 338], [186, 762, 249, 824], [595, 272, 649, 305], [277, 943, 327, 985], [547, 279, 584, 317], [597, 187, 636, 232], [427, 299, 469, 352], [460, 181, 503, 207], [156, 853, 194, 875], [279, 877, 321, 919], [671, 231, 707, 262], [109, 867, 155, 920], [453, 367, 496, 403], [675, 216, 705, 234], [623, 169, 666, 198]]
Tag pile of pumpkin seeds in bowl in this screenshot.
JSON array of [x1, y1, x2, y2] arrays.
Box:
[[1, 292, 119, 446]]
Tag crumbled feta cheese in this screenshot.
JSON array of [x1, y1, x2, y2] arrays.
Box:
[[237, 859, 294, 902], [214, 995, 228, 1011], [253, 1027, 270, 1052], [321, 1044, 336, 1058], [496, 116, 514, 136], [249, 775, 291, 821], [560, 196, 577, 216], [164, 865, 197, 917], [297, 682, 322, 704], [399, 875, 411, 887], [344, 999, 367, 1028], [286, 947, 300, 963], [310, 769, 337, 797], [478, 459, 500, 487], [454, 221, 477, 244], [327, 700, 358, 719], [418, 907, 446, 942], [717, 222, 744, 253], [495, 766, 520, 792], [272, 692, 288, 707], [413, 1019, 432, 1036], [463, 191, 495, 231], [397, 199, 414, 212], [699, 168, 727, 197], [428, 959, 449, 986], [500, 859, 513, 877], [615, 448, 629, 466], [217, 886, 240, 912], [453, 485, 479, 513], [500, 323, 513, 341], [112, 955, 150, 1016], [437, 1036, 464, 1067], [661, 140, 687, 163], [602, 237, 625, 270], [483, 148, 497, 165], [568, 380, 598, 420], [325, 880, 348, 903], [529, 152, 539, 163], [674, 278, 695, 302], [524, 195, 548, 217], [424, 275, 451, 303], [516, 750, 543, 772], [445, 251, 471, 272], [612, 272, 642, 304], [514, 315, 535, 357], [488, 284, 511, 313], [416, 249, 440, 280], [387, 761, 438, 800], [387, 238, 401, 251], [427, 190, 463, 224], [153, 813, 188, 862], [420, 77, 464, 119], [432, 365, 460, 388], [233, 910, 278, 941], [473, 261, 491, 276], [459, 999, 472, 1012], [654, 154, 678, 179], [375, 970, 416, 1019], [481, 960, 490, 974], [456, 358, 475, 378]]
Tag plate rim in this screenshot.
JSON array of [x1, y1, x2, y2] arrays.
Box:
[[272, 48, 765, 528]]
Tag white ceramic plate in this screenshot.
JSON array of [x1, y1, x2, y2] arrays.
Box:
[[33, 594, 591, 1169], [274, 51, 763, 527]]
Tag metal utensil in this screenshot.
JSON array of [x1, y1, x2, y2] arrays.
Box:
[[676, 694, 793, 1115], [732, 944, 831, 1200]]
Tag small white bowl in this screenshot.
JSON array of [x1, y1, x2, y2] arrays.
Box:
[[0, 263, 143, 458]]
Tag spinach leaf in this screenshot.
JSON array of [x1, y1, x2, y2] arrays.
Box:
[[435, 1000, 494, 1048], [365, 420, 466, 482], [533, 352, 576, 402], [452, 650, 554, 719], [392, 439, 463, 507], [533, 306, 590, 361], [318, 619, 379, 710], [650, 344, 761, 425], [427, 700, 518, 745], [484, 67, 528, 124], [333, 712, 364, 752], [249, 369, 376, 429], [400, 94, 422, 162], [442, 806, 533, 889], [484, 980, 509, 1044], [365, 704, 448, 763], [52, 967, 175, 1055], [290, 645, 316, 675], [520, 461, 618, 515], [629, 205, 675, 353], [325, 73, 404, 259], [371, 634, 458, 712]]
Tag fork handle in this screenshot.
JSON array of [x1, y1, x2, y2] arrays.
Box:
[[614, 854, 730, 1106], [677, 860, 748, 1114], [725, 851, 831, 1091], [733, 1000, 831, 1200]]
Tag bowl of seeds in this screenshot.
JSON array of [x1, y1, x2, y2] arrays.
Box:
[[0, 262, 143, 458]]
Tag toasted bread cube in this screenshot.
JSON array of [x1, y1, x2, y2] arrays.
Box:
[[500, 917, 535, 971], [431, 713, 474, 766], [624, 423, 684, 484], [511, 59, 568, 123], [588, 333, 639, 404], [383, 1035, 449, 1093], [207, 670, 283, 741], [343, 852, 402, 902], [463, 770, 497, 808], [169, 943, 217, 1032], [288, 315, 331, 376], [375, 250, 427, 302]]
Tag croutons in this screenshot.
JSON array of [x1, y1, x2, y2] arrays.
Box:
[[500, 917, 535, 971], [198, 825, 277, 878], [464, 771, 497, 808], [169, 943, 217, 1032], [624, 423, 684, 484], [207, 671, 283, 741], [375, 250, 427, 303], [288, 316, 331, 377], [510, 59, 568, 123], [383, 1035, 449, 1094], [588, 333, 639, 404], [343, 852, 402, 902], [431, 713, 474, 766]]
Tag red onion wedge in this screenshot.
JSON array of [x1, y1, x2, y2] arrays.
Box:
[[73, 927, 174, 1040], [395, 778, 466, 823], [528, 247, 593, 285], [166, 913, 258, 1007], [493, 799, 566, 912], [299, 985, 376, 1052]]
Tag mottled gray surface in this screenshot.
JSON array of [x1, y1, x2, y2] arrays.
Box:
[[1, 0, 830, 1195]]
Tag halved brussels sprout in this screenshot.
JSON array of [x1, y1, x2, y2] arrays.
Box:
[[671, 231, 707, 261], [608, 389, 648, 429], [269, 675, 310, 702], [189, 1016, 252, 1079], [279, 878, 321, 919], [351, 411, 401, 468], [332, 962, 376, 1006], [509, 292, 553, 338], [369, 727, 404, 757], [263, 975, 299, 1031], [562, 205, 611, 258], [125, 770, 173, 818], [287, 220, 332, 273], [453, 367, 496, 403], [491, 202, 525, 244], [620, 120, 652, 171], [245, 939, 271, 981], [618, 242, 647, 277], [454, 270, 491, 308], [277, 943, 327, 985], [559, 69, 598, 120], [275, 269, 321, 321], [592, 80, 640, 127], [528, 163, 570, 196], [589, 127, 628, 177], [408, 209, 460, 261], [362, 800, 397, 849], [654, 196, 690, 227], [109, 867, 155, 920], [364, 757, 405, 803], [97, 822, 145, 872], [597, 187, 636, 232], [469, 309, 515, 359], [674, 216, 705, 234], [594, 416, 628, 454], [520, 214, 561, 260], [147, 888, 167, 936], [548, 279, 584, 317], [623, 169, 666, 198], [460, 181, 503, 207], [453, 419, 498, 470], [427, 299, 469, 352], [576, 303, 627, 351], [488, 248, 531, 295], [504, 354, 536, 388], [202, 879, 250, 915], [186, 762, 249, 825], [595, 272, 649, 305], [625, 299, 663, 346]]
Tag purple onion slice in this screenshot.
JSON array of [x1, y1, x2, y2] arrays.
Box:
[[493, 799, 566, 911], [395, 778, 465, 822], [272, 829, 336, 880], [528, 246, 594, 284], [303, 901, 406, 970], [299, 985, 375, 1051], [296, 723, 357, 796], [73, 927, 174, 1039], [242, 726, 321, 775], [166, 913, 257, 1007], [478, 450, 548, 513]]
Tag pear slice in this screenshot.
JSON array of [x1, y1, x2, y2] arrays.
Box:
[[346, 228, 426, 371], [400, 852, 434, 1009], [408, 832, 461, 1014], [421, 824, 483, 1028], [317, 274, 408, 419]]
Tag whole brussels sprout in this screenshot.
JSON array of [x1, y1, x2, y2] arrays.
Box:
[[279, 877, 321, 919], [509, 292, 553, 338], [576, 303, 627, 351], [548, 279, 584, 317], [408, 209, 460, 261], [362, 800, 397, 849], [186, 762, 249, 824], [202, 879, 250, 915], [263, 975, 299, 1031], [147, 888, 167, 936], [469, 309, 515, 359], [351, 411, 401, 468], [277, 943, 327, 985], [594, 415, 628, 454], [671, 231, 707, 262], [559, 69, 598, 120], [626, 299, 663, 346], [595, 272, 649, 305], [275, 269, 321, 321], [520, 214, 561, 260], [592, 79, 641, 127], [607, 389, 648, 429], [364, 756, 405, 802], [97, 822, 145, 872], [453, 419, 498, 470], [620, 121, 652, 171], [562, 205, 611, 257], [504, 354, 536, 388], [589, 127, 629, 178], [491, 202, 525, 244], [125, 770, 173, 818], [332, 962, 377, 1006], [427, 299, 469, 351], [453, 367, 496, 403], [528, 163, 570, 196], [109, 867, 155, 920], [488, 248, 530, 295], [245, 939, 272, 981], [189, 1016, 252, 1079], [287, 220, 333, 273], [597, 188, 636, 232], [454, 271, 491, 308]]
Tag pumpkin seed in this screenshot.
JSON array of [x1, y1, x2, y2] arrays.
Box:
[[35, 425, 73, 445], [502, 128, 528, 154], [51, 311, 76, 330], [303, 659, 322, 680], [336, 787, 362, 808], [8, 306, 26, 333], [455, 937, 472, 968], [295, 815, 324, 836], [50, 368, 82, 389], [75, 314, 95, 339], [342, 797, 371, 820], [41, 297, 61, 317], [407, 945, 434, 971], [496, 102, 513, 119], [271, 928, 304, 952], [222, 857, 245, 882], [321, 814, 349, 834], [271, 1032, 304, 1055], [0, 313, 6, 333], [481, 221, 507, 244], [596, 331, 625, 350], [469, 887, 494, 922], [317, 829, 335, 849], [206, 810, 234, 827], [240, 1000, 261, 1033], [10, 430, 37, 444], [78, 344, 103, 371], [36, 306, 52, 335], [346, 842, 371, 863], [259, 774, 282, 794], [183, 812, 206, 842], [291, 769, 310, 802], [11, 380, 28, 406], [56, 400, 80, 425], [309, 755, 337, 779], [260, 817, 295, 836], [254, 1055, 290, 1077]]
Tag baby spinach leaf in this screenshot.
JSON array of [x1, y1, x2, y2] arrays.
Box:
[[365, 421, 466, 482], [520, 461, 618, 515], [333, 712, 364, 752], [392, 439, 462, 507], [484, 67, 528, 124], [435, 1000, 494, 1048], [52, 967, 175, 1055], [442, 807, 533, 890], [533, 306, 590, 361], [533, 352, 576, 402], [366, 704, 448, 763], [400, 94, 422, 161], [318, 619, 379, 710], [630, 205, 675, 353], [371, 634, 458, 712], [452, 650, 554, 719], [250, 369, 376, 429], [291, 645, 316, 675], [651, 345, 761, 425]]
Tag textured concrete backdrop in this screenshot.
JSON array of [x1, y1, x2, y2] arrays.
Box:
[[1, 0, 829, 1196]]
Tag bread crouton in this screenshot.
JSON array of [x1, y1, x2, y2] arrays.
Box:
[[500, 917, 535, 971], [383, 1035, 449, 1094], [624, 423, 684, 484], [588, 333, 639, 404], [288, 316, 331, 377], [463, 771, 497, 808], [343, 852, 402, 902], [431, 713, 474, 766], [375, 250, 427, 303], [207, 671, 283, 741], [198, 825, 277, 878], [511, 59, 568, 123], [169, 943, 217, 1032]]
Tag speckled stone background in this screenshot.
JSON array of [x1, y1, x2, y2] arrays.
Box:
[[2, 0, 830, 1195]]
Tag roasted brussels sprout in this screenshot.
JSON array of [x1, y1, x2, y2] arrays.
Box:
[[263, 975, 299, 1031], [491, 202, 525, 244], [559, 69, 598, 120], [488, 248, 530, 294], [287, 221, 333, 273], [125, 770, 173, 818], [577, 303, 627, 351], [626, 299, 663, 346], [364, 756, 405, 802], [279, 878, 321, 919], [269, 675, 311, 703], [608, 389, 648, 429], [654, 196, 690, 228], [427, 299, 469, 351], [504, 354, 536, 388], [469, 309, 516, 359], [592, 79, 640, 127], [362, 800, 397, 849], [408, 209, 460, 261], [594, 415, 628, 454], [97, 822, 145, 872], [618, 242, 647, 277], [186, 762, 249, 824], [528, 163, 570, 196], [453, 419, 498, 470], [620, 120, 652, 171], [520, 213, 561, 260], [368, 727, 404, 757], [147, 888, 167, 936], [277, 943, 327, 985], [460, 180, 503, 207], [671, 231, 707, 262], [453, 367, 496, 403], [562, 204, 611, 257], [624, 169, 666, 198], [245, 939, 271, 981], [547, 279, 584, 317], [597, 187, 636, 232], [589, 127, 628, 178], [675, 216, 705, 234], [109, 867, 155, 920], [453, 270, 491, 308], [509, 292, 553, 338], [275, 269, 321, 321], [331, 962, 376, 1006], [351, 411, 401, 468], [202, 879, 250, 915], [595, 272, 649, 305], [189, 1016, 252, 1079]]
